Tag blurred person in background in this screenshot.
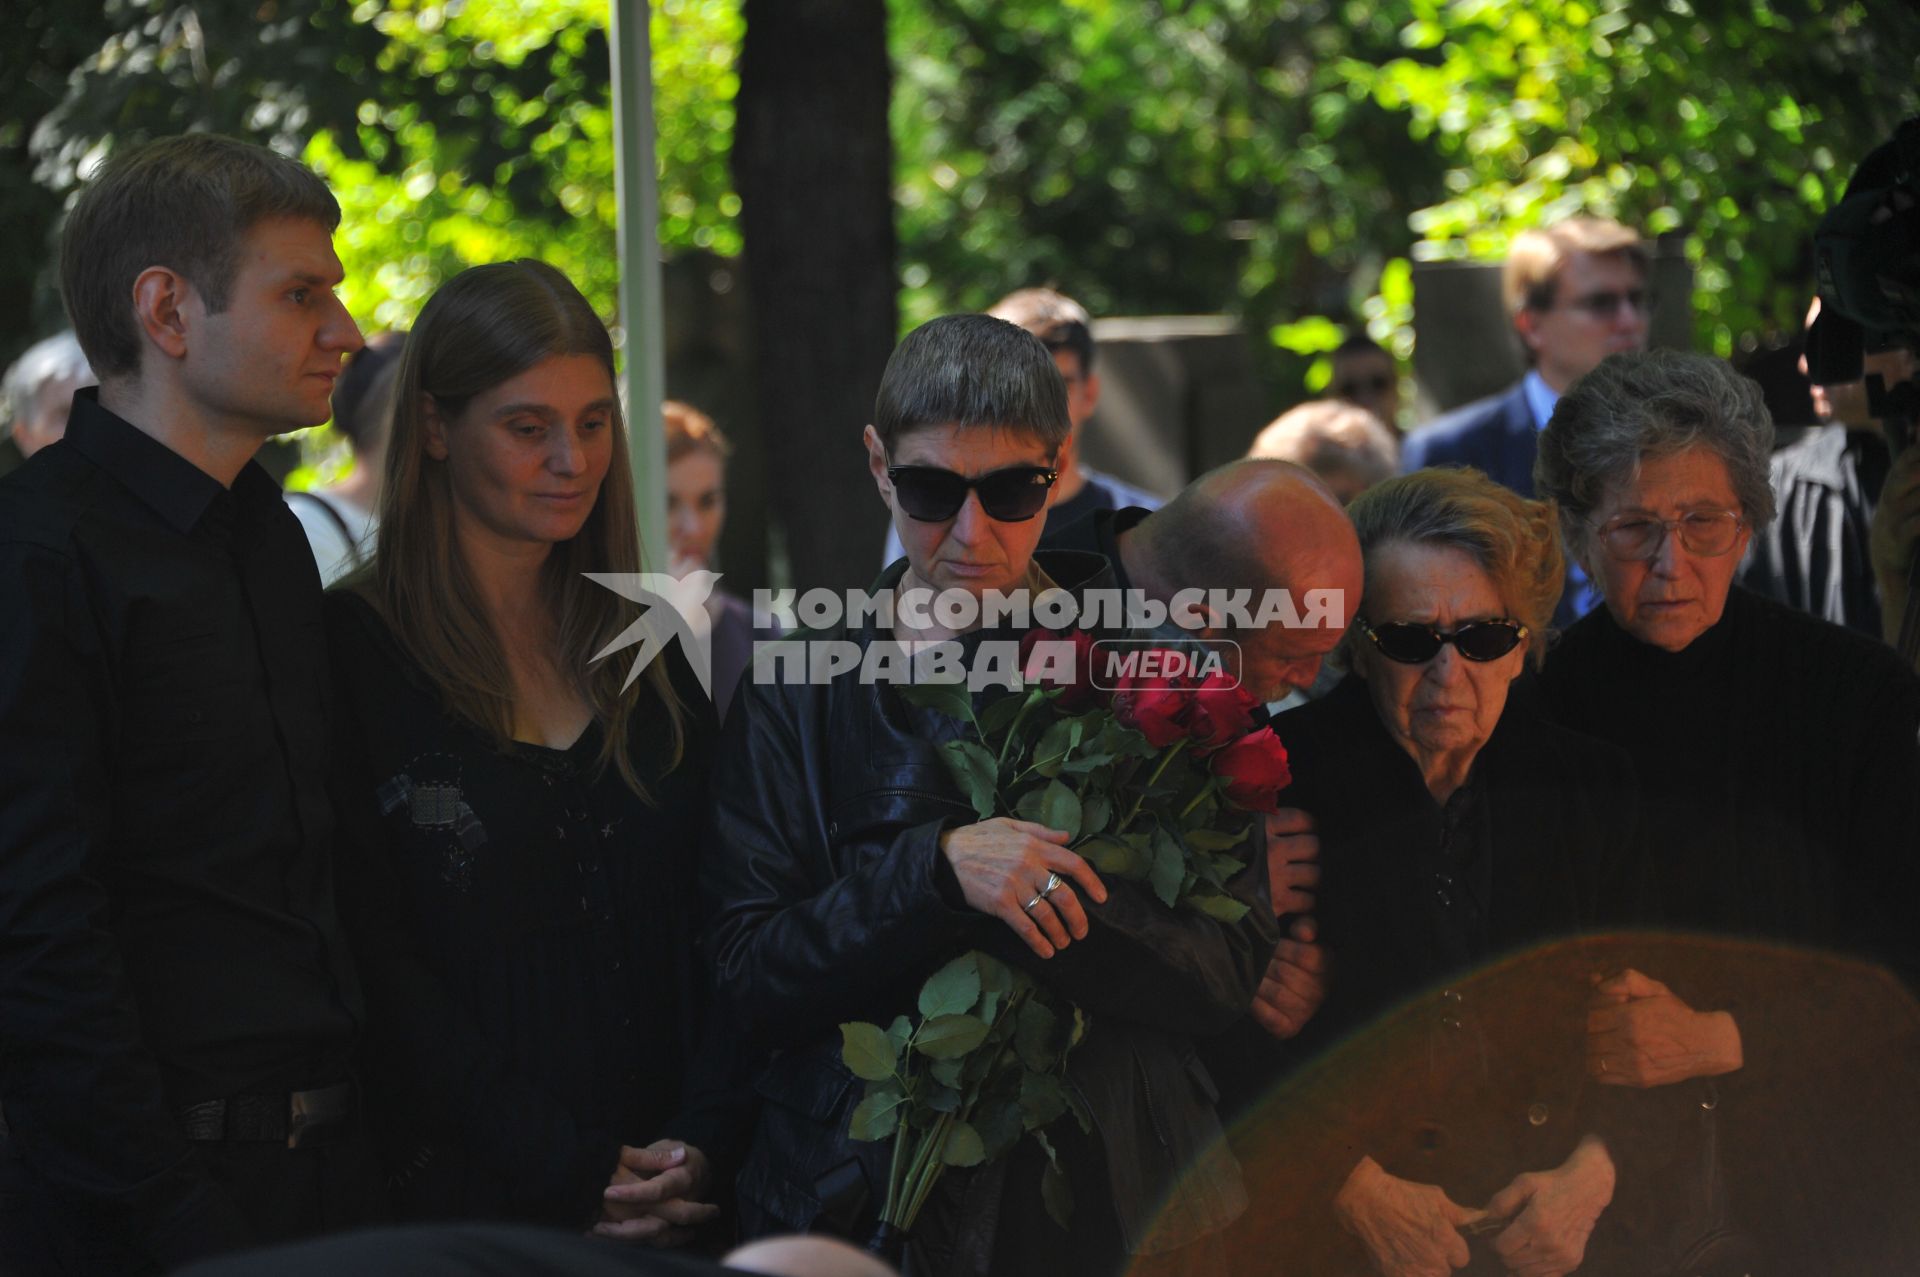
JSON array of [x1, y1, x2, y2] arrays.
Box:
[[0, 330, 95, 478], [1404, 217, 1651, 627], [1327, 333, 1402, 431], [664, 400, 773, 723], [1247, 399, 1398, 506], [288, 329, 404, 584], [1737, 296, 1911, 636]]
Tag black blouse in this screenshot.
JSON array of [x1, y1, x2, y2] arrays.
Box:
[[1539, 585, 1920, 975], [324, 589, 722, 1228]]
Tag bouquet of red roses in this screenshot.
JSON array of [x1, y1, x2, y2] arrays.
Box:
[[844, 629, 1292, 1248], [897, 628, 1293, 921]]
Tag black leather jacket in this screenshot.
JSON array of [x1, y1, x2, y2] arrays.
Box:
[[702, 552, 1276, 1274]]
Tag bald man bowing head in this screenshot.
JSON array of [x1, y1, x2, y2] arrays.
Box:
[[1053, 460, 1362, 1052]]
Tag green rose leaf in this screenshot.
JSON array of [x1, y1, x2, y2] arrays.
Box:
[[1031, 719, 1078, 778], [1015, 999, 1061, 1073], [918, 953, 983, 1019], [925, 1084, 963, 1114], [1076, 836, 1138, 877], [1038, 780, 1082, 839], [915, 1013, 992, 1059], [979, 688, 1035, 739], [1149, 827, 1186, 909], [929, 1055, 965, 1090], [886, 1014, 913, 1053], [1205, 852, 1249, 884], [943, 739, 1001, 821], [978, 952, 1015, 998], [942, 1120, 987, 1167], [974, 1096, 1025, 1162], [1019, 1071, 1069, 1129], [1184, 825, 1251, 852], [1188, 857, 1223, 889], [848, 1090, 904, 1141], [896, 678, 974, 724], [1187, 890, 1252, 923], [1079, 792, 1112, 836], [840, 1021, 898, 1081]]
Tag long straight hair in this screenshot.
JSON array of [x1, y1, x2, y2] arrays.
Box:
[[362, 259, 683, 794]]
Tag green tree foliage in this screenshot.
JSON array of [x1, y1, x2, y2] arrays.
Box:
[[1343, 0, 1918, 358], [889, 0, 1919, 393], [13, 0, 1918, 401], [14, 0, 741, 338]]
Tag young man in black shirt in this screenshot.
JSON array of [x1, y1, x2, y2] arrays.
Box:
[[0, 134, 381, 1271]]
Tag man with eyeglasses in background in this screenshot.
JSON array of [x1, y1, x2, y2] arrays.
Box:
[[1403, 217, 1651, 626]]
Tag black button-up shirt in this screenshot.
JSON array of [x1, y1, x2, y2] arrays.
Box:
[[0, 391, 361, 1263]]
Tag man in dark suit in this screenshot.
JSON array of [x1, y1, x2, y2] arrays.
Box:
[[1401, 217, 1650, 623]]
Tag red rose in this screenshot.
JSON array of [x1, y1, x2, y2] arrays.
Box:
[[1112, 662, 1195, 749], [1018, 627, 1104, 712], [1186, 670, 1259, 752], [1210, 726, 1292, 813]]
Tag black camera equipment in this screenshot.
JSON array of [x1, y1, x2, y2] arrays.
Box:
[[1811, 116, 1920, 662]]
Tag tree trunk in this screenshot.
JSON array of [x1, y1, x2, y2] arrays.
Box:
[[734, 0, 895, 593]]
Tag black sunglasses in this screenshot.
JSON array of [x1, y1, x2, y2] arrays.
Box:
[[1556, 288, 1652, 320], [886, 464, 1058, 523], [1362, 618, 1529, 664], [1334, 373, 1394, 396]]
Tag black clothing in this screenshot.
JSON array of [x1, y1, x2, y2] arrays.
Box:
[[1043, 504, 1151, 587], [0, 392, 370, 1269], [1208, 676, 1629, 1126], [1539, 586, 1920, 1271], [1539, 585, 1920, 967], [1044, 473, 1123, 536], [1204, 677, 1670, 1273], [706, 588, 775, 727], [1737, 425, 1888, 636], [704, 551, 1276, 1275], [175, 1222, 730, 1277], [325, 591, 734, 1229]]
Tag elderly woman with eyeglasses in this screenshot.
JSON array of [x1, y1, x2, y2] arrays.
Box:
[[1534, 349, 1920, 1273], [1208, 466, 1645, 1277]]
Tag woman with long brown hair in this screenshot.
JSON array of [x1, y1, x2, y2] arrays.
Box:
[[324, 259, 730, 1243]]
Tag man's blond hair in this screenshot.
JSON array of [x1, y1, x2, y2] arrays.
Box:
[[1502, 217, 1648, 319]]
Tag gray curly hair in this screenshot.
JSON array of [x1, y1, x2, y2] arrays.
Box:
[[1534, 349, 1776, 565]]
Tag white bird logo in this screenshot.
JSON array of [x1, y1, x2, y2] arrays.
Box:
[[584, 570, 723, 697]]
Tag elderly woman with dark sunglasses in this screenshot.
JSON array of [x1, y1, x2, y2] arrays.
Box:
[[1534, 349, 1920, 1273], [1210, 466, 1645, 1277]]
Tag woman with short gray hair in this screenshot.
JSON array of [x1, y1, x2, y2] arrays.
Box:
[[1537, 347, 1775, 620], [1537, 349, 1920, 1273]]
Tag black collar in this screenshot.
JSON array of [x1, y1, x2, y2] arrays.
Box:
[[62, 389, 281, 535]]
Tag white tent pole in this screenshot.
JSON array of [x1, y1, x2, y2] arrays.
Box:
[[610, 0, 668, 571]]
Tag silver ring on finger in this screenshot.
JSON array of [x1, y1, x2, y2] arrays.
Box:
[[1023, 871, 1064, 912]]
